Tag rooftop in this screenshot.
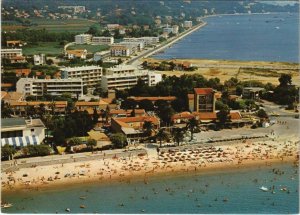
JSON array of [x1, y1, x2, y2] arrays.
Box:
[[194, 88, 214, 95], [128, 96, 176, 102], [60, 65, 102, 72], [1, 118, 26, 128]]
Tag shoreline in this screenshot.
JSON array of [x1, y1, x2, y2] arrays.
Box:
[[2, 138, 299, 193]]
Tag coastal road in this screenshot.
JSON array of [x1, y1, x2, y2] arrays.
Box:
[[127, 22, 207, 66], [192, 64, 298, 70]]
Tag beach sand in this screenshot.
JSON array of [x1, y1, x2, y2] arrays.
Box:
[[2, 137, 299, 193]]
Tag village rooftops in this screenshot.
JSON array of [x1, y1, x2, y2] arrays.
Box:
[[10, 101, 68, 108], [194, 88, 214, 95], [75, 100, 109, 107], [128, 96, 177, 102], [66, 49, 87, 57], [116, 116, 159, 125]]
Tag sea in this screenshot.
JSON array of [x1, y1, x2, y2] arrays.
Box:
[[154, 13, 299, 63], [2, 163, 299, 214]]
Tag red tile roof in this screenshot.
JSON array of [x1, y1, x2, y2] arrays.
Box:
[[128, 96, 176, 102], [187, 94, 194, 100], [193, 112, 217, 120], [194, 88, 214, 95], [15, 68, 31, 76], [230, 111, 242, 120], [117, 116, 159, 125], [171, 112, 194, 120]]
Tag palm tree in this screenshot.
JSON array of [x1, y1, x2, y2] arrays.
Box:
[[143, 121, 154, 137], [186, 117, 200, 141], [156, 128, 168, 147], [172, 128, 185, 146]]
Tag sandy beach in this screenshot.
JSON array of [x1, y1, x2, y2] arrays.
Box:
[[2, 137, 299, 193]]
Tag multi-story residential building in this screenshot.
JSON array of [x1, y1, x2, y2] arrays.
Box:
[[91, 37, 114, 45], [58, 6, 86, 13], [60, 65, 103, 89], [172, 25, 179, 34], [123, 37, 159, 46], [101, 65, 162, 92], [33, 54, 45, 65], [194, 88, 215, 112], [6, 40, 24, 47], [110, 45, 131, 57], [163, 27, 173, 34], [16, 78, 84, 97], [1, 118, 45, 147], [119, 41, 144, 51], [75, 34, 92, 44], [93, 51, 111, 62], [184, 20, 193, 28], [1, 48, 22, 59], [65, 49, 87, 59]]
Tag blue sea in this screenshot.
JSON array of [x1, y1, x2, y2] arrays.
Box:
[[2, 163, 299, 214], [154, 13, 299, 63]]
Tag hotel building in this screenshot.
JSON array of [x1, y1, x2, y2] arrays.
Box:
[[123, 37, 159, 46], [194, 88, 215, 112], [1, 49, 23, 59], [184, 20, 193, 28], [91, 37, 114, 45], [16, 78, 84, 97], [60, 65, 103, 89], [110, 45, 132, 57], [101, 65, 162, 92], [75, 34, 92, 44]]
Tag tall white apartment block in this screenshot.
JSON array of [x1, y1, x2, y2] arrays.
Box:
[[123, 37, 159, 46], [119, 41, 144, 51], [1, 49, 22, 59], [91, 37, 114, 45], [101, 65, 162, 92], [75, 34, 92, 44], [16, 78, 84, 97], [33, 54, 45, 65], [184, 21, 193, 28], [60, 65, 103, 88], [110, 45, 132, 57], [172, 25, 179, 34]]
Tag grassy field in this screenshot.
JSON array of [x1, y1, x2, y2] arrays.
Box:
[[23, 42, 64, 56], [67, 44, 110, 53], [28, 18, 100, 33]]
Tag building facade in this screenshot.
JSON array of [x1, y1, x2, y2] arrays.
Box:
[[33, 54, 45, 65], [16, 78, 84, 97], [194, 88, 215, 112], [1, 49, 23, 59], [110, 45, 131, 57], [91, 37, 114, 45], [123, 37, 159, 46], [60, 66, 103, 89], [184, 21, 193, 28], [75, 34, 92, 44]]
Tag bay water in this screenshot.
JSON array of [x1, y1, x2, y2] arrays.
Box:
[[154, 13, 299, 63], [2, 163, 299, 214]]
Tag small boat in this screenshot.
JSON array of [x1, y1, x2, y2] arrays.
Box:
[[65, 208, 71, 212], [80, 205, 86, 209], [1, 203, 13, 208], [275, 26, 280, 29], [260, 186, 269, 192], [79, 196, 86, 200]]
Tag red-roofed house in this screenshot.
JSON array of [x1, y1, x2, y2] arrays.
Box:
[[111, 116, 160, 139], [15, 68, 31, 77]]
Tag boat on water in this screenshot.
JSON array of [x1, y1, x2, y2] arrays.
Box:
[[275, 26, 280, 29], [1, 203, 13, 208], [260, 186, 269, 192]]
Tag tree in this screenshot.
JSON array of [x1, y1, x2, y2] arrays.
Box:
[[87, 139, 97, 151], [53, 128, 66, 146], [27, 145, 51, 156], [1, 144, 16, 160], [139, 99, 154, 111], [68, 137, 82, 146], [217, 103, 230, 127], [92, 108, 99, 124], [172, 128, 185, 146], [156, 128, 169, 147], [1, 101, 13, 118], [143, 121, 154, 137], [257, 109, 268, 118], [278, 74, 292, 87], [110, 133, 127, 148], [186, 117, 200, 141]]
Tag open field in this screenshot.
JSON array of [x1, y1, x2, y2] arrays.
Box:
[[144, 58, 300, 86], [67, 44, 110, 53], [23, 42, 64, 56], [28, 18, 99, 33]]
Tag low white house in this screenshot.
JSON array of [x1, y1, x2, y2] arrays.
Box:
[[1, 118, 45, 147]]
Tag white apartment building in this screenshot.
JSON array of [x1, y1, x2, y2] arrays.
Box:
[[110, 45, 132, 57], [58, 6, 86, 13], [101, 65, 162, 91], [91, 37, 114, 45], [119, 41, 144, 51], [163, 27, 173, 34], [93, 51, 111, 62], [16, 78, 84, 97], [172, 25, 179, 34], [1, 48, 22, 59], [184, 20, 193, 28], [75, 34, 92, 44], [60, 65, 103, 88], [123, 37, 159, 46], [33, 54, 45, 65]]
